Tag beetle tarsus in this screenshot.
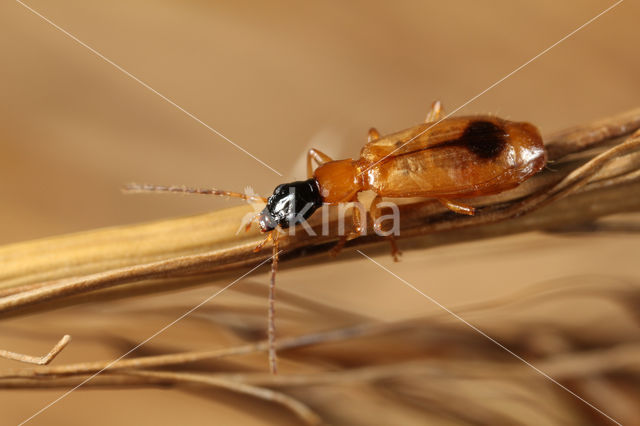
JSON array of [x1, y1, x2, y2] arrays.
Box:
[[438, 198, 476, 216]]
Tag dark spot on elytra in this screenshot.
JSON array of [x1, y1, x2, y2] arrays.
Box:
[[460, 120, 508, 159], [395, 140, 404, 148]]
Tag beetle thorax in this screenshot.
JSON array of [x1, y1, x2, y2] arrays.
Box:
[[313, 159, 362, 204]]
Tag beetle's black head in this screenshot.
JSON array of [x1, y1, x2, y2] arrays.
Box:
[[258, 179, 323, 232]]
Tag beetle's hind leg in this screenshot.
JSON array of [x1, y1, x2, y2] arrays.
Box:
[[425, 100, 443, 122], [387, 235, 401, 262], [307, 149, 333, 178], [438, 198, 476, 216]]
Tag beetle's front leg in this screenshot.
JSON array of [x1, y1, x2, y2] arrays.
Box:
[[307, 148, 333, 178]]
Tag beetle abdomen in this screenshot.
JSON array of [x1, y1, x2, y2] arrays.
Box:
[[360, 117, 546, 198]]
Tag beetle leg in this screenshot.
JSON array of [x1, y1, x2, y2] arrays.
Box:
[[438, 198, 476, 215], [425, 100, 443, 122], [349, 203, 364, 238], [370, 195, 402, 262], [368, 127, 380, 142], [329, 201, 364, 257], [329, 237, 347, 258], [387, 235, 401, 262], [307, 148, 333, 178]]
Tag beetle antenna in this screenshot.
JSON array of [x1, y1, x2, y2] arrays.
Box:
[[268, 231, 279, 374], [123, 183, 267, 203]]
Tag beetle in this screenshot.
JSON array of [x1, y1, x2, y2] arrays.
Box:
[[125, 101, 547, 373], [252, 101, 546, 254]]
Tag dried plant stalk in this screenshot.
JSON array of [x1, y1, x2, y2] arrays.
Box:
[[122, 370, 322, 425], [2, 276, 639, 425], [3, 286, 638, 382], [0, 109, 639, 317], [0, 335, 70, 365]]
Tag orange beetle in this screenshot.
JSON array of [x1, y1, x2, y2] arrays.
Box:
[[128, 101, 546, 255], [253, 102, 546, 253], [126, 101, 547, 373]]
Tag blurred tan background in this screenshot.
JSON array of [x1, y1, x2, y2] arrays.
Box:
[[1, 0, 639, 425]]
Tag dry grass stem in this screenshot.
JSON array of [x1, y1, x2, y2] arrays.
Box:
[[121, 370, 322, 425], [1, 275, 639, 424], [0, 335, 71, 365], [0, 109, 639, 317]]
